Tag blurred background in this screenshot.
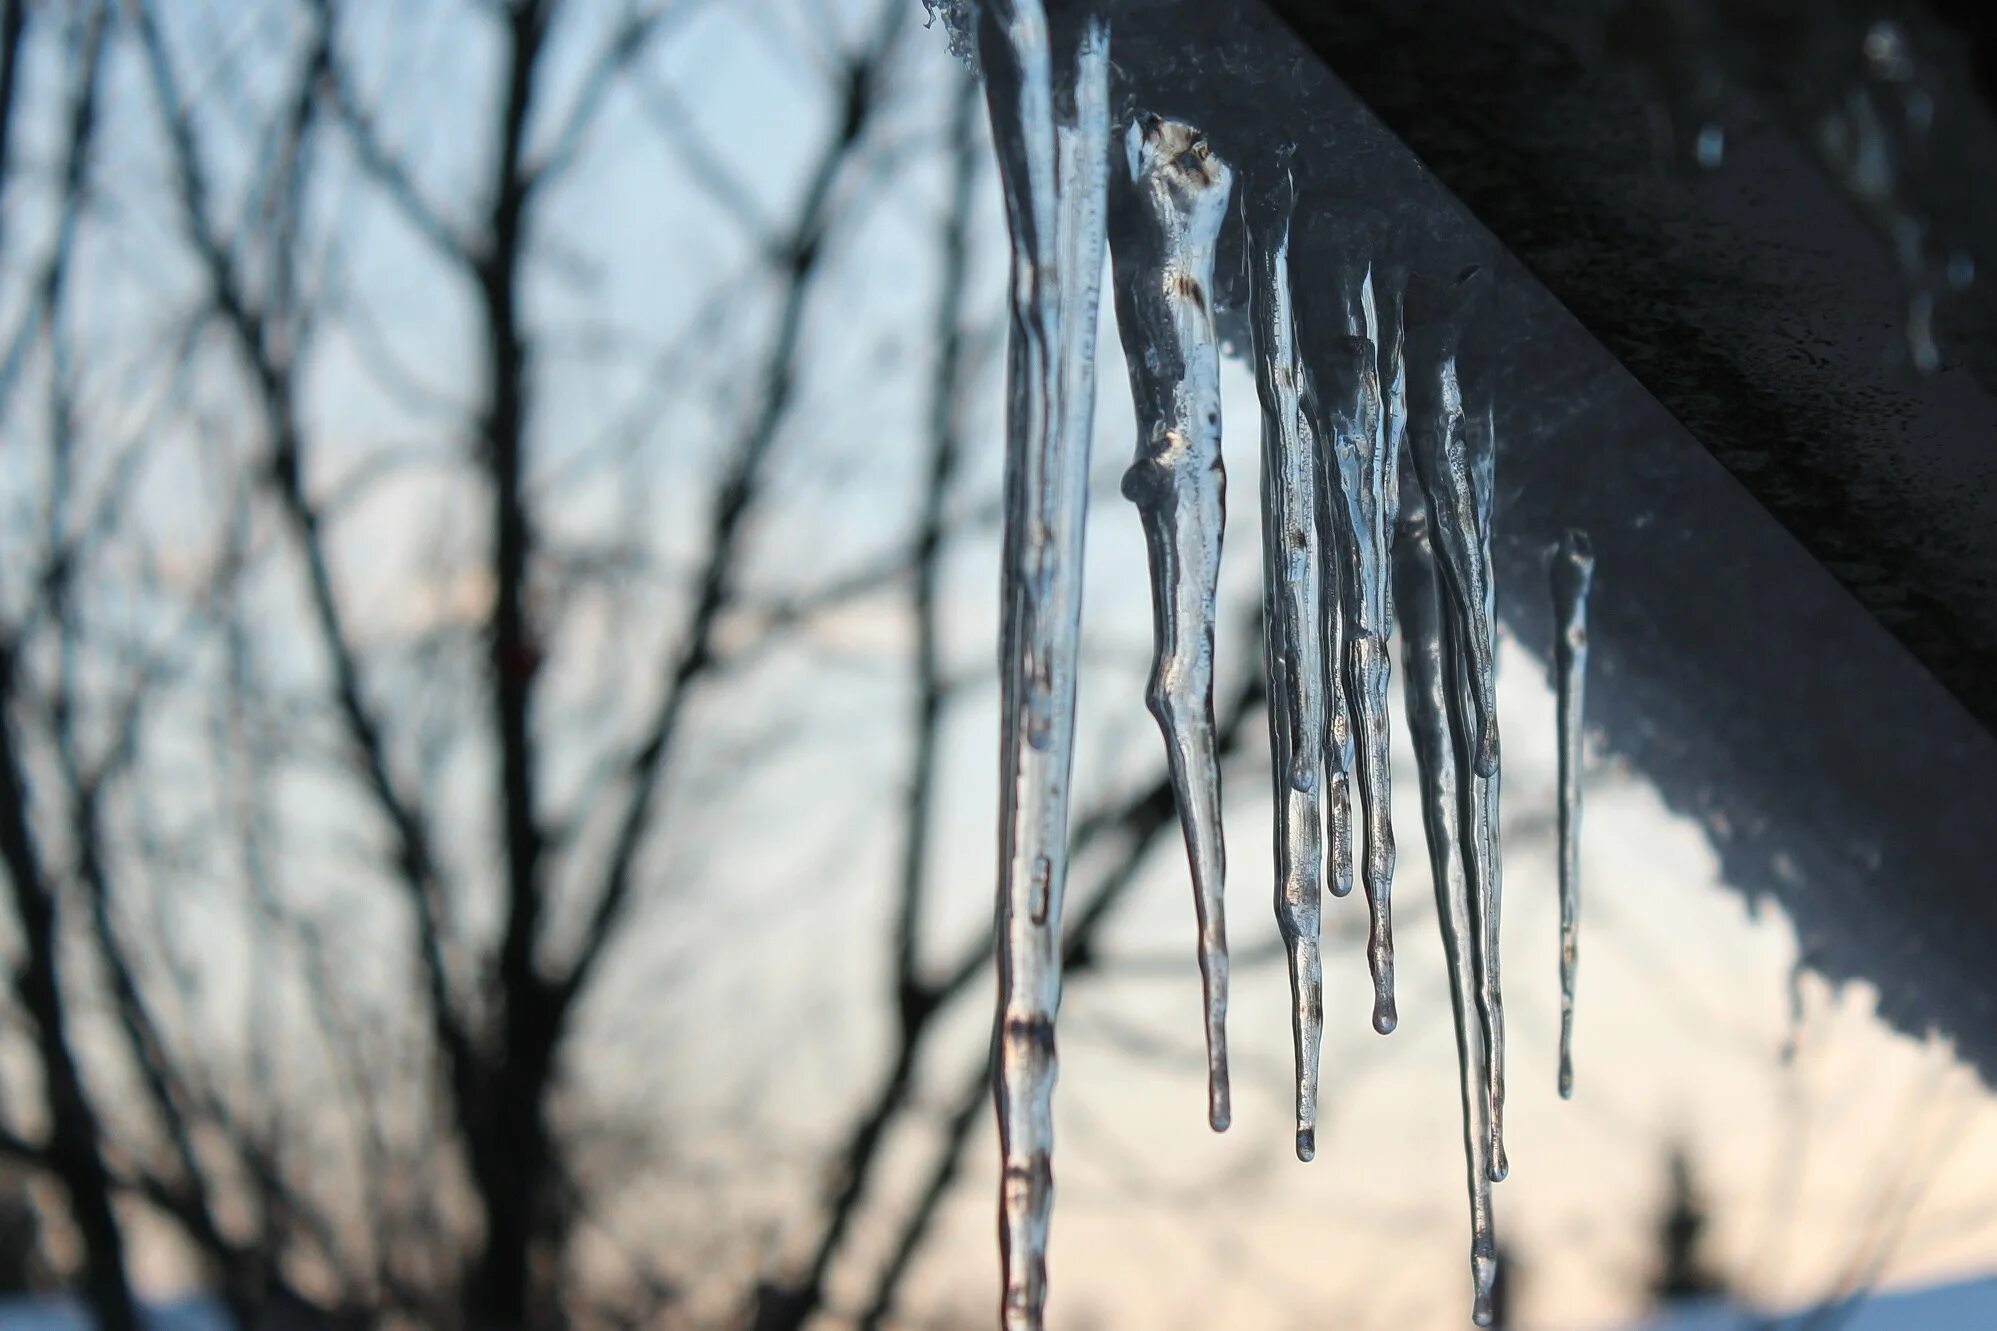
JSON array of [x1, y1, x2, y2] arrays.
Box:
[[0, 1, 1995, 1328]]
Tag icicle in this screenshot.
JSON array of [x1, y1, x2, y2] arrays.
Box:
[[1311, 262, 1373, 910], [1552, 528, 1595, 1100], [978, 4, 1110, 1327], [1404, 269, 1507, 1177], [1461, 399, 1507, 1181], [1108, 113, 1234, 1132], [1242, 164, 1327, 1160], [1404, 269, 1498, 778], [1317, 462, 1356, 908], [1299, 274, 1397, 1035], [1394, 486, 1500, 1329]]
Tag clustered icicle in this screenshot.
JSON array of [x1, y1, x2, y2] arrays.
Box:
[[1108, 112, 1235, 1133], [1243, 163, 1330, 1162], [973, 6, 1590, 1327]]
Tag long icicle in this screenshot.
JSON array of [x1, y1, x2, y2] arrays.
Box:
[[1300, 276, 1397, 1035], [1405, 270, 1505, 1177], [978, 4, 1110, 1327], [1552, 528, 1595, 1099], [1463, 398, 1507, 1179], [1108, 113, 1234, 1132], [1394, 481, 1500, 1329], [1243, 163, 1327, 1161]]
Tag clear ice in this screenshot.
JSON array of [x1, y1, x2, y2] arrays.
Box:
[[1404, 271, 1499, 778], [1463, 402, 1508, 1179], [977, 3, 1111, 1326], [1404, 270, 1507, 1177], [953, 12, 1588, 1317], [1552, 528, 1595, 1099], [1242, 164, 1328, 1160], [1108, 114, 1235, 1132], [1394, 480, 1501, 1328], [1299, 269, 1399, 1035]]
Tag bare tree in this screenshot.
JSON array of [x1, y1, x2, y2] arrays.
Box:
[[0, 0, 1020, 1326]]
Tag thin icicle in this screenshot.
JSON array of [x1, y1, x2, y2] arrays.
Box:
[[1310, 264, 1373, 909], [1242, 164, 1327, 1161], [1394, 488, 1500, 1329], [1108, 113, 1234, 1132], [1405, 269, 1506, 1176], [978, 5, 1110, 1327], [1461, 400, 1507, 1181], [1552, 528, 1595, 1100], [1405, 270, 1499, 779], [1376, 274, 1408, 523], [1300, 282, 1397, 1035], [1317, 489, 1356, 906]]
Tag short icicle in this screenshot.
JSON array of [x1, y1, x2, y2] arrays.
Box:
[[1405, 270, 1500, 778], [1393, 480, 1500, 1329], [1242, 163, 1328, 1161], [977, 3, 1111, 1327], [1317, 476, 1356, 906], [1310, 263, 1375, 909], [1299, 270, 1398, 1035], [1404, 270, 1506, 1178], [1108, 113, 1235, 1132], [1552, 528, 1595, 1100]]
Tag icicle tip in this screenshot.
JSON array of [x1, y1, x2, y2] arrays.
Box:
[[1471, 1243, 1499, 1327]]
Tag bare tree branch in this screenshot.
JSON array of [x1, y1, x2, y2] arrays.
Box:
[[561, 0, 907, 1008], [304, 0, 477, 266], [0, 639, 136, 1331], [126, 0, 481, 1168], [521, 0, 722, 196]]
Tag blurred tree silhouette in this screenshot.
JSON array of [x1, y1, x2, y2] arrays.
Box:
[[0, 1169, 54, 1299], [0, 0, 984, 1325], [1647, 1145, 1729, 1312], [0, 0, 1278, 1326]]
